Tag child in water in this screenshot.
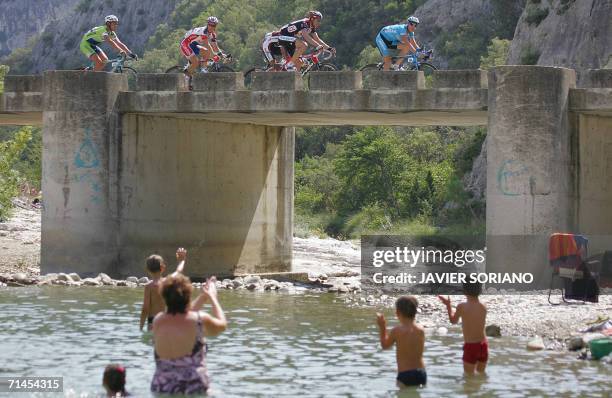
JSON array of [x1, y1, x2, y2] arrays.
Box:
[[438, 281, 488, 374], [376, 296, 427, 387], [103, 364, 129, 397], [139, 247, 187, 330]]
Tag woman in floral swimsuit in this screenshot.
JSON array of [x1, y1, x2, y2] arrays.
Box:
[[151, 274, 227, 394]]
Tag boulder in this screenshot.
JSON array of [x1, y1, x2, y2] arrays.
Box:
[[527, 336, 545, 351], [68, 273, 81, 282], [82, 278, 101, 286], [567, 336, 585, 351], [486, 324, 502, 338], [138, 277, 150, 284], [126, 276, 139, 283], [97, 273, 113, 285], [56, 273, 73, 282], [244, 275, 262, 285]]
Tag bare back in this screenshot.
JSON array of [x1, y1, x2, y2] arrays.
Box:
[[146, 279, 166, 317], [392, 323, 425, 372], [153, 311, 201, 359], [458, 300, 487, 343]]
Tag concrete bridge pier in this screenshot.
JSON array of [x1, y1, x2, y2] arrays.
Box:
[[41, 71, 127, 276], [486, 66, 577, 286], [117, 115, 294, 278], [40, 70, 293, 278]]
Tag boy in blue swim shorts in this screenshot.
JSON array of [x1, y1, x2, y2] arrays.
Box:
[[376, 296, 427, 388]]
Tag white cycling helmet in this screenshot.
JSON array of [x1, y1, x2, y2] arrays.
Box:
[[308, 10, 323, 20], [105, 15, 119, 23], [407, 16, 420, 25], [207, 16, 219, 25]]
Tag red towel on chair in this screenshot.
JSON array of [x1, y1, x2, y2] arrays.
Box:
[[549, 233, 586, 270]]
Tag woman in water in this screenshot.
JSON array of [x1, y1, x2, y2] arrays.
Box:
[[151, 274, 227, 394]]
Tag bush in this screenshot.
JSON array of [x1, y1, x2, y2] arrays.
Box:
[[479, 38, 511, 69], [0, 65, 8, 93], [0, 128, 32, 221], [342, 203, 393, 237], [525, 5, 549, 26], [520, 46, 541, 65]]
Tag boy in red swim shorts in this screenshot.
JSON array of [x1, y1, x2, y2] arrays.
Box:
[[438, 281, 488, 374]]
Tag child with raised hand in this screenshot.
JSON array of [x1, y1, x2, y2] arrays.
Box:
[[103, 364, 129, 397], [438, 281, 488, 375], [139, 247, 187, 330], [376, 296, 427, 387]]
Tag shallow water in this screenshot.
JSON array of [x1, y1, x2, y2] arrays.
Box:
[[0, 287, 610, 397]]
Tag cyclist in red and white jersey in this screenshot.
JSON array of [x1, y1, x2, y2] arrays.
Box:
[[180, 16, 228, 78], [279, 11, 335, 71]]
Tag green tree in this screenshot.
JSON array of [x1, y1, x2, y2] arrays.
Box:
[[480, 38, 511, 69], [0, 65, 8, 93], [0, 127, 32, 221]]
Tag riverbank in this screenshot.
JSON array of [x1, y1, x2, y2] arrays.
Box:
[[1, 206, 611, 353]]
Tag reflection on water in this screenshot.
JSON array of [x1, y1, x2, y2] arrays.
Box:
[[0, 287, 610, 397]]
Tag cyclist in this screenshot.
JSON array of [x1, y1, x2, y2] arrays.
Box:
[[261, 31, 288, 70], [279, 11, 335, 71], [80, 15, 137, 71], [180, 16, 229, 81], [375, 16, 421, 71]]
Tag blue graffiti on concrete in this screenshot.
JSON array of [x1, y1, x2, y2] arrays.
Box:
[[73, 128, 102, 204], [74, 128, 100, 169], [497, 159, 530, 196]]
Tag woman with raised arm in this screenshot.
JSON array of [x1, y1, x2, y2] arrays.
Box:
[[150, 274, 227, 394]]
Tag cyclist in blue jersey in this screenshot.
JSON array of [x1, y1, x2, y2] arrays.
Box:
[[375, 16, 421, 71], [80, 15, 137, 71]]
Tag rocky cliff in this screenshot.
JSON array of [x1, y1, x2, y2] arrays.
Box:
[[0, 0, 80, 58], [507, 0, 612, 69], [2, 0, 178, 72]]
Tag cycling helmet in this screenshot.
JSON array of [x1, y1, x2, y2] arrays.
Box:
[[407, 16, 420, 25], [105, 15, 119, 23], [207, 16, 219, 25], [308, 10, 323, 20]]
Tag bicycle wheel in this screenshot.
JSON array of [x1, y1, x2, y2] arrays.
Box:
[[314, 63, 338, 72], [244, 67, 265, 87], [165, 65, 185, 74], [412, 62, 437, 77], [360, 63, 382, 72]]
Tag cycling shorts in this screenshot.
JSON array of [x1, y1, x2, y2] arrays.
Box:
[[278, 35, 297, 57], [375, 33, 399, 57], [80, 38, 103, 58], [181, 38, 206, 58]]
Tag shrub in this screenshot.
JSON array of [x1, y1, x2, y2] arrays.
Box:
[[0, 128, 32, 221], [479, 38, 511, 69], [520, 46, 541, 65]]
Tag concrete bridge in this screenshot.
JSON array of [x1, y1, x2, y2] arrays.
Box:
[[1, 67, 611, 282]]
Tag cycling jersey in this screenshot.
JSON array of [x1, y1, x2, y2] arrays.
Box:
[[80, 26, 117, 57], [379, 24, 413, 45], [280, 18, 316, 37], [180, 26, 217, 58]]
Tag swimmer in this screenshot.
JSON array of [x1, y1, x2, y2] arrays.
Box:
[[139, 247, 187, 331]]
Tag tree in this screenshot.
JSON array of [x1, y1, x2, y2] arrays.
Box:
[[480, 38, 511, 69], [0, 127, 32, 220]]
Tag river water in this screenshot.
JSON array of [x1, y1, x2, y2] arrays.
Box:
[[0, 286, 610, 397]]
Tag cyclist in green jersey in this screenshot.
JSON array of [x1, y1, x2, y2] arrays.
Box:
[[80, 15, 137, 71]]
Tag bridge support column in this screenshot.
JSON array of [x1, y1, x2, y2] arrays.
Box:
[[117, 115, 293, 278], [41, 71, 127, 276], [486, 66, 576, 287]]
